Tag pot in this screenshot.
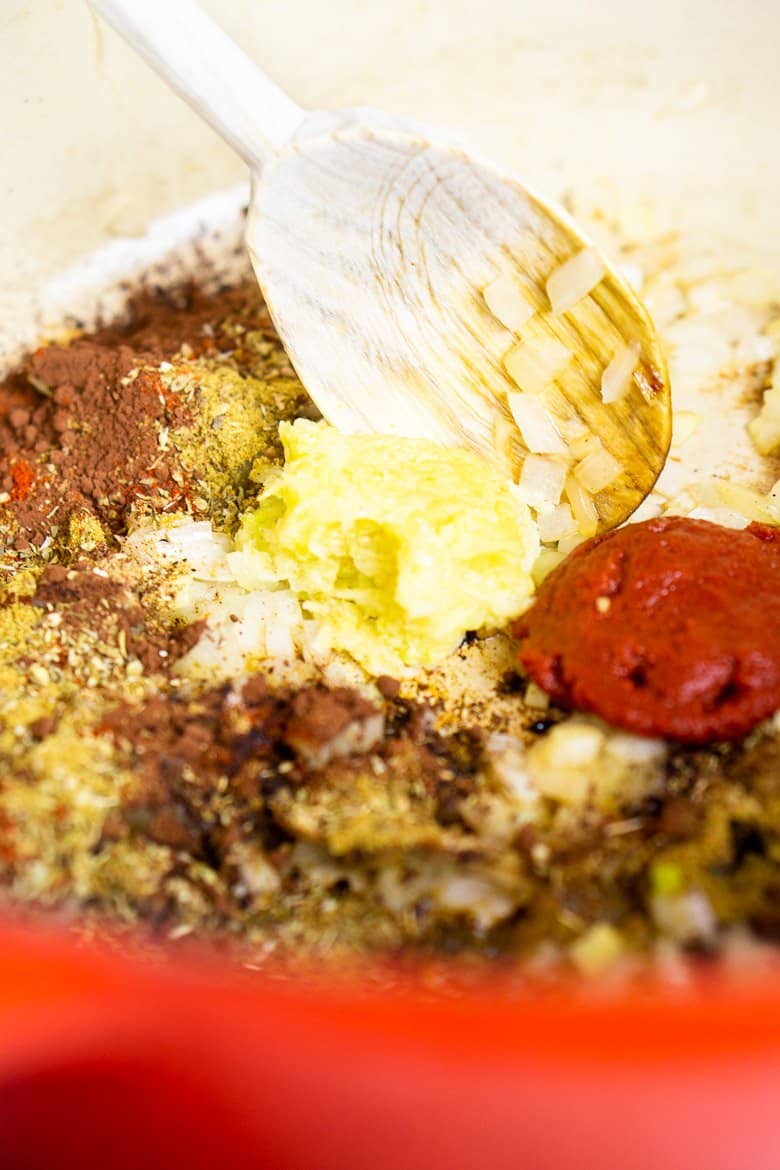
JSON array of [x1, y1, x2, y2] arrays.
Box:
[[1, 2, 779, 1166]]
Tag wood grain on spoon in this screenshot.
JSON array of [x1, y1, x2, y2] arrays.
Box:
[[91, 0, 671, 534]]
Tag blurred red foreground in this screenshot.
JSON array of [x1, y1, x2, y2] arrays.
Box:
[[1, 922, 779, 1170]]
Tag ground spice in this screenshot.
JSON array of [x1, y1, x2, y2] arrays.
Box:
[[0, 280, 280, 559], [0, 342, 193, 552], [30, 560, 206, 676], [90, 281, 272, 361], [92, 675, 481, 926], [9, 460, 34, 502]]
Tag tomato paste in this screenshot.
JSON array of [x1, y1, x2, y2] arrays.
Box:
[[514, 517, 780, 744]]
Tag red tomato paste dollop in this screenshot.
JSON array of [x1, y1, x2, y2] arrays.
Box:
[[514, 517, 780, 744]]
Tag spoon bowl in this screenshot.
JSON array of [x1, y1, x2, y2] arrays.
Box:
[[92, 0, 671, 533]]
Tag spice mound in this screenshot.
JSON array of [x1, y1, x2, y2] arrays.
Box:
[[234, 419, 539, 674], [514, 517, 780, 744]]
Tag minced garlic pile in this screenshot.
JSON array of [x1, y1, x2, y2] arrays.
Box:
[[233, 419, 539, 674]]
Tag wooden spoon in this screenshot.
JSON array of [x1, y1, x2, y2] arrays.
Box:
[[91, 0, 671, 534]]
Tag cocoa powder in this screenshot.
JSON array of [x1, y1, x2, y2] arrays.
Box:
[[91, 281, 272, 360], [0, 280, 270, 556], [0, 341, 189, 550]]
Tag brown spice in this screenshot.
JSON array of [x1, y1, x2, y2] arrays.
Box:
[[27, 560, 205, 676], [0, 280, 293, 559], [91, 281, 272, 361], [90, 673, 482, 928], [14, 344, 190, 544], [28, 714, 57, 741], [284, 686, 383, 768], [376, 675, 401, 700], [659, 796, 699, 840]]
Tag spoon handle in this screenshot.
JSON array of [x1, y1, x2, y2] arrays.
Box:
[[90, 0, 305, 167]]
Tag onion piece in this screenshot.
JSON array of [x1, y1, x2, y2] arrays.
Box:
[[483, 272, 536, 332], [570, 924, 625, 977], [716, 479, 780, 527], [524, 682, 550, 710], [263, 593, 300, 661], [565, 475, 599, 537], [504, 337, 572, 394], [507, 392, 568, 454], [515, 454, 569, 512], [671, 410, 701, 447], [769, 478, 780, 513], [537, 502, 578, 544], [546, 247, 606, 315], [569, 432, 601, 461], [747, 381, 780, 456], [532, 548, 566, 585], [601, 341, 641, 404], [557, 532, 586, 555], [573, 441, 623, 494], [556, 413, 590, 444]]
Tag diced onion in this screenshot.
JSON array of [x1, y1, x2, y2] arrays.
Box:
[[524, 682, 550, 710], [716, 479, 780, 527], [606, 734, 667, 765], [531, 548, 566, 585], [556, 532, 586, 555], [671, 410, 701, 447], [544, 722, 605, 768], [573, 441, 623, 494], [507, 392, 568, 454], [504, 337, 572, 394], [769, 478, 780, 511], [748, 381, 780, 456], [556, 413, 590, 444], [570, 924, 625, 976], [435, 877, 514, 930], [537, 502, 578, 543], [546, 247, 606, 315], [569, 432, 601, 461], [601, 341, 640, 404], [651, 890, 716, 944], [565, 475, 599, 537], [516, 454, 569, 512], [483, 272, 536, 332], [689, 479, 721, 508]]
